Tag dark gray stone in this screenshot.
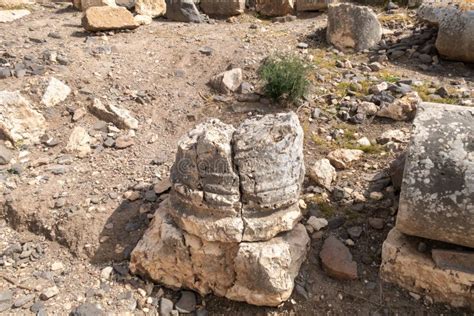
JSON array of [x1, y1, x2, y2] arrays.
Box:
[[166, 0, 202, 23], [396, 103, 474, 248], [175, 291, 196, 313], [70, 303, 105, 316]]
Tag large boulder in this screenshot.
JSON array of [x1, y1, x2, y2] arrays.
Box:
[[296, 0, 335, 11], [418, 4, 474, 63], [135, 0, 166, 17], [381, 228, 474, 309], [396, 102, 474, 248], [168, 112, 305, 243], [165, 0, 202, 22], [200, 0, 245, 16], [255, 0, 294, 17], [82, 6, 139, 31], [326, 3, 382, 51], [130, 208, 310, 307], [0, 91, 46, 145]]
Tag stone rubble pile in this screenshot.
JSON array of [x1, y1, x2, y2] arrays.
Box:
[[130, 112, 310, 306], [381, 102, 474, 309]]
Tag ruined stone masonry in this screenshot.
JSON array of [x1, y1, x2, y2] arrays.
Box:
[[381, 102, 474, 309], [130, 112, 310, 306]]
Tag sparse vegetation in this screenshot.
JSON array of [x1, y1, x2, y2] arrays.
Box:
[[259, 54, 310, 103]]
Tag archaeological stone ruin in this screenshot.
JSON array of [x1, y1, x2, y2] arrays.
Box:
[[130, 112, 310, 306], [381, 102, 474, 309]]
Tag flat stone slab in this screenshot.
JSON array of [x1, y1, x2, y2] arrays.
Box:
[[381, 228, 474, 309], [130, 205, 310, 307], [0, 9, 30, 23], [396, 102, 474, 248]]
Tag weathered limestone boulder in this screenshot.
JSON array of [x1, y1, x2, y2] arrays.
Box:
[[130, 208, 310, 306], [296, 0, 335, 11], [200, 0, 245, 16], [82, 6, 139, 31], [396, 103, 474, 248], [417, 4, 474, 63], [88, 98, 138, 130], [0, 91, 46, 145], [326, 3, 382, 51], [0, 9, 30, 23], [381, 228, 474, 309], [209, 68, 243, 94], [80, 0, 116, 11], [169, 112, 305, 243], [165, 0, 201, 22], [41, 77, 71, 107], [256, 0, 294, 17], [135, 0, 166, 17]]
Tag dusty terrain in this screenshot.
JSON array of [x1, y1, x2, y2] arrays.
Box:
[[1, 2, 473, 315]]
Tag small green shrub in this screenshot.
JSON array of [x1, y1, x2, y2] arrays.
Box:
[[259, 55, 310, 103]]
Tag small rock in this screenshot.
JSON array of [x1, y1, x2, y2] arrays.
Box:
[[40, 286, 59, 300], [328, 149, 364, 169], [320, 236, 358, 280], [0, 290, 12, 312], [297, 42, 308, 49], [0, 144, 14, 165], [13, 294, 35, 308], [209, 68, 243, 94], [41, 77, 71, 107], [347, 226, 363, 239], [357, 137, 371, 147], [115, 136, 134, 149], [124, 191, 141, 201], [369, 191, 384, 201], [159, 297, 174, 316], [368, 217, 384, 230], [51, 261, 64, 271], [101, 266, 113, 280], [82, 6, 139, 32], [309, 158, 337, 190], [175, 291, 196, 314], [307, 216, 328, 232], [70, 303, 105, 316], [199, 47, 213, 56]]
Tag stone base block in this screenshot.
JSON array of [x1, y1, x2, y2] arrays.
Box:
[[380, 228, 474, 309], [130, 205, 310, 306]]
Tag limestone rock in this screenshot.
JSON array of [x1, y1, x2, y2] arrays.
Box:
[[233, 112, 305, 241], [66, 126, 91, 157], [396, 102, 474, 248], [296, 0, 335, 11], [0, 0, 31, 9], [381, 228, 474, 309], [200, 0, 245, 16], [80, 0, 116, 11], [376, 92, 421, 121], [0, 143, 14, 165], [0, 9, 30, 23], [130, 208, 310, 307], [327, 149, 363, 169], [0, 91, 46, 145], [134, 14, 152, 25], [168, 112, 304, 243], [209, 68, 243, 94], [135, 0, 166, 17], [307, 216, 328, 231], [309, 158, 336, 190], [41, 77, 71, 107], [320, 236, 358, 280], [326, 3, 382, 51], [88, 98, 138, 130], [418, 4, 474, 63], [82, 6, 139, 32], [166, 0, 202, 23], [256, 0, 294, 16]]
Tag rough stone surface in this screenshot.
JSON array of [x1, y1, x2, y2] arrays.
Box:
[[327, 148, 363, 169], [309, 158, 337, 189], [166, 0, 202, 22], [130, 208, 310, 307], [431, 249, 474, 274], [200, 0, 245, 16], [0, 9, 30, 23], [256, 0, 294, 17], [396, 102, 474, 248], [326, 3, 382, 51], [320, 236, 358, 280], [381, 228, 474, 309], [66, 126, 91, 157], [169, 113, 304, 243], [88, 98, 138, 129], [296, 0, 334, 11], [41, 77, 71, 107], [82, 6, 139, 32], [209, 68, 243, 94], [418, 4, 474, 63], [135, 0, 166, 17], [376, 92, 421, 121], [0, 143, 14, 165], [80, 0, 116, 11], [0, 90, 46, 145]]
